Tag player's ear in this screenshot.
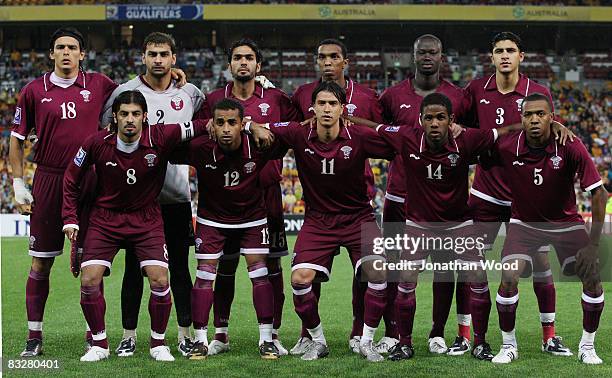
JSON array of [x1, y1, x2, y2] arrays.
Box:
[[141, 53, 146, 66], [79, 50, 85, 62], [171, 53, 176, 66], [518, 51, 525, 63], [256, 61, 261, 74], [49, 49, 54, 60], [449, 113, 455, 124]]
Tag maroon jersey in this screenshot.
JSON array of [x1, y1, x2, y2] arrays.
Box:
[[63, 120, 207, 226], [465, 74, 554, 206], [204, 82, 299, 187], [377, 125, 497, 222], [11, 71, 117, 169], [171, 134, 277, 227], [379, 77, 470, 202], [292, 78, 383, 123], [487, 131, 602, 224], [269, 122, 395, 214]]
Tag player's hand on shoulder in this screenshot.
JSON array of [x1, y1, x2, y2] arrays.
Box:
[[552, 120, 575, 145], [171, 68, 187, 88], [575, 243, 599, 279], [300, 116, 315, 126], [254, 75, 275, 89], [450, 122, 465, 138], [248, 120, 274, 149], [206, 118, 216, 141]]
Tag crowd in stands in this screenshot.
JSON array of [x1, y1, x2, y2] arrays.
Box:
[[0, 46, 609, 214], [3, 1, 611, 6]]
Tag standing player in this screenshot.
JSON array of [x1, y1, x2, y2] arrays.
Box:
[[249, 81, 395, 362], [170, 99, 283, 360], [291, 38, 388, 354], [486, 93, 607, 365], [465, 32, 566, 355], [9, 28, 117, 357], [379, 34, 471, 355], [202, 39, 298, 356], [101, 32, 203, 358], [62, 90, 209, 362]]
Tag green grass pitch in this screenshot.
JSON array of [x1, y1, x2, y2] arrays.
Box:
[[2, 236, 611, 377]]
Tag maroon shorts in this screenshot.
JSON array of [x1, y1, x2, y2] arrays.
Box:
[[400, 221, 486, 269], [30, 166, 96, 258], [292, 210, 382, 282], [81, 205, 168, 274], [194, 221, 269, 261], [468, 195, 511, 251], [501, 221, 590, 276], [264, 184, 288, 258]]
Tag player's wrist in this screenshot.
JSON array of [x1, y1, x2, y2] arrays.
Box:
[[62, 224, 79, 232]]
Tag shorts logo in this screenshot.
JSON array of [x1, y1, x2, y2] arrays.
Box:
[[346, 103, 357, 116], [550, 155, 562, 169], [144, 153, 157, 167], [74, 147, 86, 167], [163, 244, 168, 261], [170, 96, 184, 111], [29, 235, 35, 249], [195, 238, 203, 251], [14, 107, 22, 125], [80, 89, 91, 103], [385, 126, 400, 133], [340, 145, 352, 159], [448, 153, 460, 167], [258, 103, 270, 116], [244, 161, 256, 174]]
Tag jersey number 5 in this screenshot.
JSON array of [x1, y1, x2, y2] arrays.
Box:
[[533, 168, 543, 185]]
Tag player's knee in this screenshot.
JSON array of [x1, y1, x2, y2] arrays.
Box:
[[291, 268, 315, 285], [499, 279, 518, 293], [148, 274, 169, 288], [31, 256, 54, 273], [80, 271, 102, 287], [266, 257, 282, 274], [532, 253, 551, 271]]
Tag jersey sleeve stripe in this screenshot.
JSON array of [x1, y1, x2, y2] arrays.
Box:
[[584, 180, 603, 192], [10, 131, 26, 140]]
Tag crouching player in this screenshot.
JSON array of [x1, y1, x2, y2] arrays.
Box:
[[487, 93, 608, 365], [169, 98, 283, 360], [62, 90, 209, 362]]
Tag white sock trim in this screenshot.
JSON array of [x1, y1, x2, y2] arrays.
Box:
[[582, 292, 604, 304], [151, 287, 171, 297], [151, 330, 165, 340], [580, 330, 596, 346], [259, 323, 273, 344], [533, 269, 553, 278], [92, 331, 107, 341], [292, 285, 312, 296], [248, 267, 269, 279], [196, 269, 217, 281], [367, 282, 387, 291], [501, 329, 517, 347], [496, 292, 519, 305], [457, 314, 471, 326], [361, 324, 377, 343], [540, 312, 555, 323], [397, 285, 415, 294], [28, 321, 42, 331], [215, 327, 228, 335]]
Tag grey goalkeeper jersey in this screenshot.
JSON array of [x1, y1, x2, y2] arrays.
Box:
[[102, 76, 204, 204]]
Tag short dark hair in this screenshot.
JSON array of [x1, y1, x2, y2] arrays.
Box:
[[414, 34, 442, 50], [317, 38, 348, 59], [521, 92, 553, 113], [111, 90, 148, 131], [228, 38, 262, 64], [143, 32, 176, 54], [311, 80, 346, 105], [420, 93, 453, 115], [213, 98, 244, 120], [49, 27, 85, 51], [491, 31, 523, 52]]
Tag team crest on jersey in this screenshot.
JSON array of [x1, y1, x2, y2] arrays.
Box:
[[340, 146, 353, 159], [195, 238, 203, 251], [550, 155, 563, 170], [244, 161, 256, 174], [74, 147, 86, 167], [259, 103, 270, 116], [346, 103, 357, 116], [170, 96, 184, 111], [516, 98, 524, 111], [80, 89, 91, 103], [144, 153, 157, 167], [448, 153, 460, 167], [14, 107, 21, 125], [29, 235, 35, 249]]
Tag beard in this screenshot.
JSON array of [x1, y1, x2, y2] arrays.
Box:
[[234, 71, 256, 83]]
